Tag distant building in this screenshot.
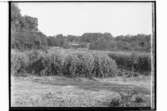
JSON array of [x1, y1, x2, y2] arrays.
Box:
[[70, 42, 89, 49]]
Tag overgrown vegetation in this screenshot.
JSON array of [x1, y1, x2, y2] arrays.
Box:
[[89, 34, 151, 52], [11, 3, 48, 51], [11, 31, 48, 50], [47, 34, 70, 48], [108, 52, 151, 74], [47, 33, 151, 52], [11, 49, 118, 78], [11, 48, 151, 77]]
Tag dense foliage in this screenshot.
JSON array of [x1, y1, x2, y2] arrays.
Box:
[[108, 52, 151, 74], [80, 32, 113, 43], [11, 31, 48, 50], [89, 34, 151, 52], [47, 34, 69, 48], [46, 33, 151, 52], [11, 3, 47, 50], [11, 48, 118, 77], [47, 33, 151, 52], [11, 4, 38, 32]]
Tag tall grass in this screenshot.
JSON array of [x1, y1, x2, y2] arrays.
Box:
[[11, 48, 151, 77], [63, 52, 95, 77], [92, 52, 118, 77], [11, 48, 118, 78]]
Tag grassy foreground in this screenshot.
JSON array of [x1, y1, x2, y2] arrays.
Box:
[[11, 75, 151, 107]]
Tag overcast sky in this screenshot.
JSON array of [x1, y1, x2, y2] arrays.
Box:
[[17, 2, 152, 36]]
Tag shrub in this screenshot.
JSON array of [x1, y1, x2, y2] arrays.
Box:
[[11, 49, 118, 78], [11, 49, 66, 76], [73, 52, 94, 77], [63, 53, 80, 77], [131, 94, 145, 103], [109, 97, 122, 107], [92, 52, 118, 77], [22, 50, 44, 75], [45, 52, 65, 76], [108, 52, 151, 74], [28, 55, 47, 76], [11, 51, 29, 76], [26, 50, 43, 64], [63, 52, 93, 77], [25, 49, 66, 76], [63, 51, 117, 78]]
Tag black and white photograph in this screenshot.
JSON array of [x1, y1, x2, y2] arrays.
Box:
[[10, 1, 156, 110]]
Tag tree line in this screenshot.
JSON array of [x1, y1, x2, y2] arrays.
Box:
[[11, 3, 151, 52]]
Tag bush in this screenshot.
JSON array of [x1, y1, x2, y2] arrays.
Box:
[[11, 51, 29, 76], [12, 50, 48, 76], [45, 52, 65, 76], [109, 92, 149, 107], [63, 53, 80, 77], [63, 52, 95, 77], [92, 52, 118, 77], [27, 53, 47, 76], [131, 94, 145, 103], [63, 51, 117, 78], [76, 52, 94, 77], [109, 97, 122, 107], [11, 49, 118, 78], [108, 52, 151, 74], [25, 50, 65, 76]]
